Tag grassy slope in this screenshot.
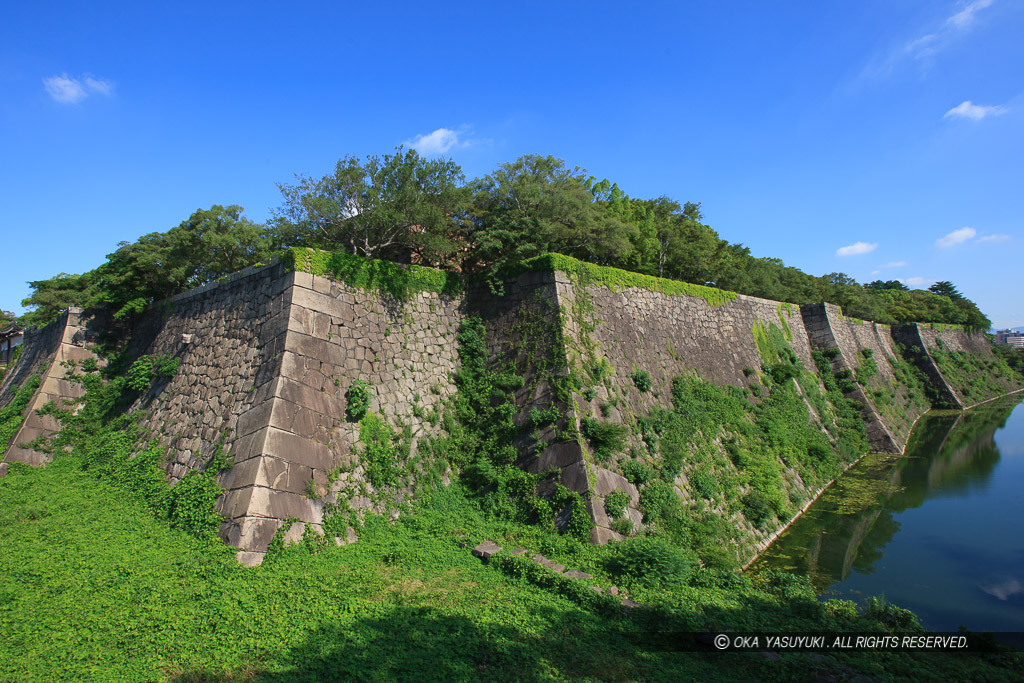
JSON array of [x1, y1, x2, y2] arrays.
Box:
[[2, 457, 1021, 682]]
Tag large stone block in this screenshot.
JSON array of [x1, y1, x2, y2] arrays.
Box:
[[262, 426, 334, 471]]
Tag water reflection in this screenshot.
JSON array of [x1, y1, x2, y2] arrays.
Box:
[[751, 396, 1021, 593]]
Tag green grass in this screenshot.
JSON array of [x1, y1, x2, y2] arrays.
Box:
[[2, 458, 1021, 682]]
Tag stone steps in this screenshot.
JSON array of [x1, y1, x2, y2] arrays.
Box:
[[471, 540, 640, 610]]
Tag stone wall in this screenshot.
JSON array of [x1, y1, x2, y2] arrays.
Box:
[[913, 324, 1020, 408], [9, 252, 1020, 565], [2, 308, 103, 466], [128, 261, 465, 564], [0, 311, 67, 409], [555, 278, 829, 548], [129, 262, 293, 483], [801, 304, 927, 452]]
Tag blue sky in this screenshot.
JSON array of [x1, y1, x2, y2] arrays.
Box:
[[2, 1, 1021, 327]]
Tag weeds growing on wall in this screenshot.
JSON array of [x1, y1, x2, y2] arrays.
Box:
[[929, 343, 1024, 404], [511, 253, 738, 307], [0, 375, 41, 450], [615, 323, 870, 568], [12, 352, 226, 542], [290, 248, 462, 301]]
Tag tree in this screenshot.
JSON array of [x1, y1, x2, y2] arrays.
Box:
[[928, 280, 962, 300], [21, 272, 97, 328], [165, 205, 276, 289], [22, 206, 272, 324], [273, 148, 468, 266], [468, 155, 636, 276], [865, 280, 908, 291]]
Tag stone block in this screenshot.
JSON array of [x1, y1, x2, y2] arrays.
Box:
[[291, 285, 349, 320], [591, 467, 638, 500], [246, 486, 320, 524], [559, 460, 590, 494], [532, 442, 584, 472], [0, 462, 7, 478], [236, 399, 275, 438], [291, 407, 319, 438], [510, 548, 527, 556], [333, 527, 359, 546], [589, 526, 624, 545], [472, 540, 502, 560], [269, 399, 300, 432], [235, 551, 265, 567], [293, 270, 313, 290], [286, 332, 346, 370], [263, 426, 334, 471], [217, 454, 263, 491], [276, 377, 345, 422], [564, 570, 593, 580]]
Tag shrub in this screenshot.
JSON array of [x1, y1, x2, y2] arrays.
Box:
[[529, 406, 560, 426], [606, 536, 694, 588], [866, 596, 922, 631], [154, 355, 179, 378], [604, 489, 629, 519], [345, 380, 372, 421], [126, 356, 155, 391], [621, 459, 653, 486], [690, 468, 717, 499], [631, 369, 652, 392], [358, 412, 404, 489], [166, 472, 223, 538], [580, 417, 628, 461], [638, 480, 682, 523], [611, 518, 634, 536], [742, 490, 773, 528]]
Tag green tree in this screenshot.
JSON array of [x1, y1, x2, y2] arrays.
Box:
[[866, 280, 908, 291], [468, 155, 636, 277], [273, 148, 468, 266], [928, 280, 962, 300], [22, 206, 271, 324], [21, 272, 98, 327]]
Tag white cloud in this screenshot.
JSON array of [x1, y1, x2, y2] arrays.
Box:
[[946, 0, 994, 30], [944, 100, 1008, 120], [405, 128, 467, 155], [83, 75, 114, 95], [976, 233, 1011, 243], [979, 577, 1022, 601], [860, 1, 997, 80], [899, 276, 929, 287], [936, 226, 977, 247], [836, 241, 878, 257], [870, 270, 881, 276], [43, 72, 115, 104], [43, 74, 87, 103], [882, 261, 908, 268]]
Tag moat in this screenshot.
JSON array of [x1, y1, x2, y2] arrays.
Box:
[[752, 395, 1024, 644]]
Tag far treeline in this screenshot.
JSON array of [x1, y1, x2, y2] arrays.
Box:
[[20, 149, 990, 330]]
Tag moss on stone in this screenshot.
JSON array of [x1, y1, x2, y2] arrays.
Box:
[[289, 248, 462, 301], [515, 254, 738, 307]]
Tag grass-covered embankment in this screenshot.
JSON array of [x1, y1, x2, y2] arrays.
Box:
[[2, 454, 1023, 682]]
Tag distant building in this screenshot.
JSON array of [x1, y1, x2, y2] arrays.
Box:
[[994, 329, 1024, 347], [0, 323, 22, 365]]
